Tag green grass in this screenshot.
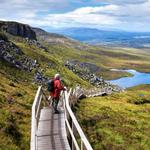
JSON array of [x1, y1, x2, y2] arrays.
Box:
[[45, 43, 150, 80], [1, 31, 150, 149], [0, 60, 37, 149], [10, 32, 150, 80], [86, 46, 150, 79], [14, 41, 91, 88], [75, 85, 150, 150], [0, 37, 92, 149]]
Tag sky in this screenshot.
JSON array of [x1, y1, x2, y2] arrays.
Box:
[[0, 0, 150, 32]]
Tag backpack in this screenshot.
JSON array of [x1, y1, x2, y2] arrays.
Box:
[[47, 80, 54, 92]]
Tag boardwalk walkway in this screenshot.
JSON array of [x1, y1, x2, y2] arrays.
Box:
[[30, 86, 93, 150], [37, 107, 71, 150]]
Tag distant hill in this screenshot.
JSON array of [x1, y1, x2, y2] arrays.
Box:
[[32, 27, 87, 49], [50, 27, 150, 48]]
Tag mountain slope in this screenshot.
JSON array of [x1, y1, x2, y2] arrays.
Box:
[[0, 21, 92, 149], [0, 21, 150, 150], [34, 27, 150, 79]]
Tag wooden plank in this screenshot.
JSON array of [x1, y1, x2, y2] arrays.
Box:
[[37, 107, 71, 150]]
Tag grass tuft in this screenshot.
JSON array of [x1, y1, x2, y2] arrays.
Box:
[[75, 85, 150, 150]]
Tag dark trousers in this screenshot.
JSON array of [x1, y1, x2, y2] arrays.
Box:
[[52, 97, 59, 111]]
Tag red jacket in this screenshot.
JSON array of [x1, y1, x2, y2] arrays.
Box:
[[50, 79, 65, 98]]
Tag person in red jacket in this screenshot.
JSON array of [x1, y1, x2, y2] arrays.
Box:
[[51, 73, 66, 113]]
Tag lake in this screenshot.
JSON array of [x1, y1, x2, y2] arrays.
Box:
[[109, 69, 150, 88]]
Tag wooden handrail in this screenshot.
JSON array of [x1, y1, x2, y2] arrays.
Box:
[[30, 86, 42, 150], [30, 86, 44, 150], [31, 86, 93, 150], [63, 90, 93, 150]]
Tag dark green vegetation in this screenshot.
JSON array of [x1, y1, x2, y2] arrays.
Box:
[[0, 21, 150, 149], [0, 60, 36, 149], [75, 85, 150, 150], [0, 32, 8, 41], [0, 23, 92, 149]]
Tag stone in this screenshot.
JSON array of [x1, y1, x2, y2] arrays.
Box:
[[65, 60, 123, 98], [0, 40, 40, 73]]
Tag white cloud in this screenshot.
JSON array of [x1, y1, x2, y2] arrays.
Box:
[[0, 0, 68, 20], [38, 2, 150, 31], [71, 5, 119, 14], [0, 0, 150, 31], [93, 0, 148, 5], [44, 6, 120, 27]]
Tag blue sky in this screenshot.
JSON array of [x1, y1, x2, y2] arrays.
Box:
[[0, 0, 150, 32]]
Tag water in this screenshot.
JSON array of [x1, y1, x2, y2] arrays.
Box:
[[109, 69, 150, 88]]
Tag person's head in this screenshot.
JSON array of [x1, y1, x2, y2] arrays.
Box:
[[54, 73, 60, 80]]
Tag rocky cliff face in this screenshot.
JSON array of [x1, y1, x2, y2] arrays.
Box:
[[0, 21, 36, 40], [0, 37, 38, 71]]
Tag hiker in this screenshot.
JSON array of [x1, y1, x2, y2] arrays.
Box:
[[50, 73, 66, 113]]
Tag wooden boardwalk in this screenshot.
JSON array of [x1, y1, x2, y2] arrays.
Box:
[[31, 87, 93, 150], [36, 107, 71, 150]]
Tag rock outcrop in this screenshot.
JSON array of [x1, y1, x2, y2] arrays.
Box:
[[0, 31, 49, 84], [25, 38, 48, 51], [65, 61, 106, 88], [34, 70, 48, 84], [0, 21, 36, 40], [0, 39, 38, 71], [65, 61, 123, 97], [68, 60, 101, 73]]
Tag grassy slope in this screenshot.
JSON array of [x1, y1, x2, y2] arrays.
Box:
[[75, 85, 150, 150], [0, 60, 36, 149], [83, 46, 150, 79], [0, 37, 91, 149], [14, 40, 91, 87], [36, 39, 150, 80], [0, 31, 150, 149], [28, 30, 150, 80]]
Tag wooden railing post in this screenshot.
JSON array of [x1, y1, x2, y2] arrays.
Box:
[[63, 89, 93, 150], [72, 121, 75, 150], [81, 141, 83, 150], [31, 86, 93, 150], [31, 86, 43, 150]]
